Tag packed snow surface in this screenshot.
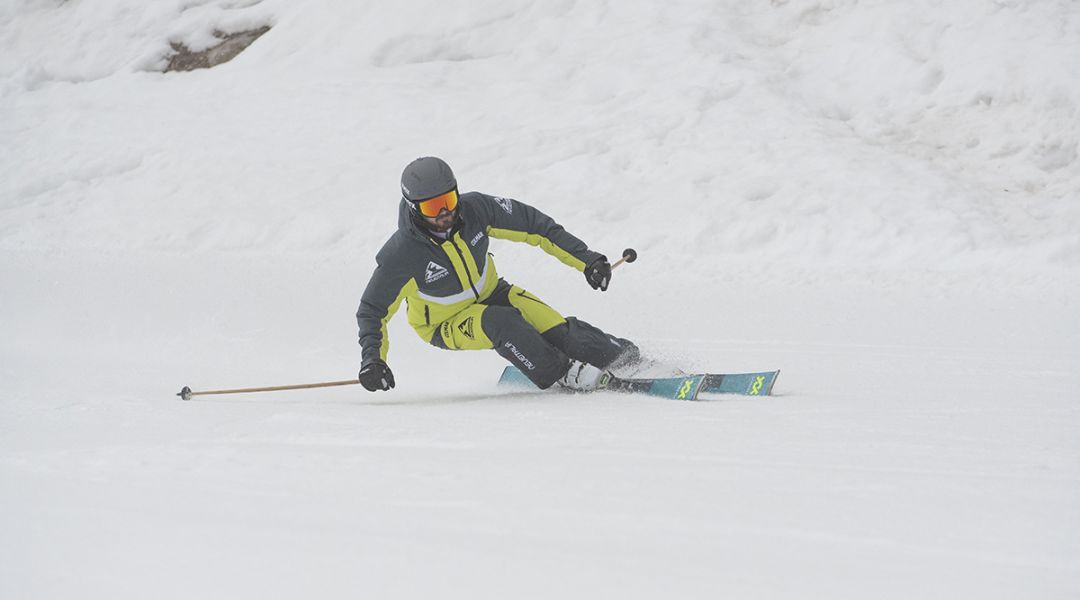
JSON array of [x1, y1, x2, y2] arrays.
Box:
[[2, 0, 1078, 598]]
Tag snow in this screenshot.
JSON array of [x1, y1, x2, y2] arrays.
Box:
[[1, 0, 1078, 598]]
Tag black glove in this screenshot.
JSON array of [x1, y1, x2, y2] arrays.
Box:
[[584, 256, 611, 291], [358, 360, 395, 392]]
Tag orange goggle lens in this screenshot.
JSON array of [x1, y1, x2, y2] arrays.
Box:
[[416, 190, 458, 217]]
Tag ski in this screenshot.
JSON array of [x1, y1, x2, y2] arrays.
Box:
[[498, 366, 706, 401], [498, 366, 779, 400]]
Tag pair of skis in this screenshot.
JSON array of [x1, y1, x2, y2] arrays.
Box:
[[497, 366, 780, 401]]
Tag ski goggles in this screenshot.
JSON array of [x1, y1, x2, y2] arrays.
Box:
[[415, 189, 459, 218]]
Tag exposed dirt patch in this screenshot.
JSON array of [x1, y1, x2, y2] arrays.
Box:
[[165, 26, 271, 72]]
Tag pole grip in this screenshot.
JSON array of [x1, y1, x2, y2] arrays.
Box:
[[611, 248, 638, 270]]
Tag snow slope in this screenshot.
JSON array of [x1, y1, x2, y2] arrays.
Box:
[[2, 1, 1078, 598]]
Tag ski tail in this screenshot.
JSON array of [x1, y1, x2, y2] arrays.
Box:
[[498, 365, 535, 388]]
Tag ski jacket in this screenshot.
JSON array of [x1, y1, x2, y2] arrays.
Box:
[[356, 193, 603, 367]]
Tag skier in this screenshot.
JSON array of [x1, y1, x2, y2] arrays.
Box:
[[356, 156, 640, 393]]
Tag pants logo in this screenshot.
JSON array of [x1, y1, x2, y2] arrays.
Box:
[[457, 317, 475, 340], [749, 375, 765, 395], [503, 342, 535, 370]]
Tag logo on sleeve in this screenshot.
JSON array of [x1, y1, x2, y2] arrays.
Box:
[[425, 261, 450, 283], [470, 231, 485, 247], [494, 197, 513, 214]]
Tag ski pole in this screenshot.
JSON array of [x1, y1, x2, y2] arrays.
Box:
[[611, 248, 637, 270], [177, 379, 359, 401]]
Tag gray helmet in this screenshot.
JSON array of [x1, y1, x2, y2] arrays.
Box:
[[400, 156, 457, 202]]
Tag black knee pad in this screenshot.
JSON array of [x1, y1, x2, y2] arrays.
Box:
[[543, 317, 639, 369]]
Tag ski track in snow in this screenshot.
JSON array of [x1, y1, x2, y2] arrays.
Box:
[[2, 0, 1079, 598]]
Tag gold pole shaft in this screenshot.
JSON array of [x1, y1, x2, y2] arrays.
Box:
[[180, 380, 360, 400]]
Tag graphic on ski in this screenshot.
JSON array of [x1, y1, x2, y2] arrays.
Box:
[[700, 371, 780, 396], [603, 372, 706, 401], [498, 366, 779, 399]]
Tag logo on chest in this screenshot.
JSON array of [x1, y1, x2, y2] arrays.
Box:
[[470, 231, 485, 247], [425, 261, 450, 283]]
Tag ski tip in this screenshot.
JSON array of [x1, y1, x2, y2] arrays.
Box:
[[766, 370, 780, 396], [689, 375, 705, 401]]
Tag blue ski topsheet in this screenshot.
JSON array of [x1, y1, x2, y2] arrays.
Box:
[[607, 372, 706, 401], [701, 371, 780, 396]]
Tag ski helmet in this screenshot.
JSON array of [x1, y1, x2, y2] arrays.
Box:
[[400, 157, 457, 203]]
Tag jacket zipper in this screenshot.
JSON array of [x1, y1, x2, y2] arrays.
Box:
[[450, 237, 480, 299], [424, 304, 430, 325]]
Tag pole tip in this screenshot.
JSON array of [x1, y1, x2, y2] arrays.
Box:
[[622, 248, 637, 263], [178, 386, 192, 401]]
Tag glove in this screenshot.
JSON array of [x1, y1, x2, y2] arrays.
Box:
[[358, 360, 395, 392], [584, 256, 611, 291]]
